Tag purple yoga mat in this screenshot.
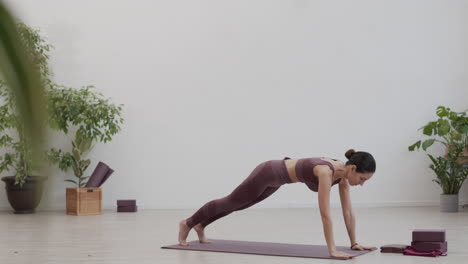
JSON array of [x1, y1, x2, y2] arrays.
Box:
[[85, 162, 111, 187], [161, 239, 376, 260], [99, 168, 114, 187]]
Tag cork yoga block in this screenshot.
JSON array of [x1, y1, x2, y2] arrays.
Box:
[[66, 188, 102, 216]]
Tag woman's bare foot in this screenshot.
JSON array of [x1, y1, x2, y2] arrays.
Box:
[[178, 220, 191, 246], [194, 224, 210, 243]]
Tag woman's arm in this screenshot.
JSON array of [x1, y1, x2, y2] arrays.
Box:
[[339, 179, 377, 251], [317, 168, 335, 253], [338, 179, 356, 247], [316, 166, 354, 259]]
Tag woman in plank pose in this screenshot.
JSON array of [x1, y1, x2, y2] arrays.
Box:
[[178, 149, 377, 259]]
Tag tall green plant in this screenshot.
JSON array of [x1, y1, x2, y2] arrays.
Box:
[[0, 18, 51, 186], [409, 106, 468, 194], [46, 85, 124, 187]]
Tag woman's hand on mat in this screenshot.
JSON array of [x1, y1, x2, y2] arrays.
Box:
[[330, 250, 355, 259], [351, 244, 377, 251]]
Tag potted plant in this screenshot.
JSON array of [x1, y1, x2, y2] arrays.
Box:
[[0, 22, 51, 214], [409, 106, 468, 212], [46, 85, 124, 187]]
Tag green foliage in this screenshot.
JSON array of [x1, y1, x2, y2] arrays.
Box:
[[0, 20, 51, 186], [47, 85, 124, 142], [16, 22, 53, 84], [409, 106, 468, 194], [46, 85, 124, 186], [47, 131, 92, 187], [409, 106, 468, 151], [428, 146, 468, 194]]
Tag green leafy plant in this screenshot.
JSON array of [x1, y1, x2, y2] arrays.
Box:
[[427, 146, 468, 194], [0, 21, 51, 186], [46, 85, 124, 187], [409, 106, 468, 152], [409, 106, 468, 194], [47, 131, 92, 187]]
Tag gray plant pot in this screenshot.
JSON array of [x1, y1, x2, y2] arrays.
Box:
[[440, 194, 459, 213]]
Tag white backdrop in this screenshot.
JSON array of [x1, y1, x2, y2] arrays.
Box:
[[1, 0, 468, 210]]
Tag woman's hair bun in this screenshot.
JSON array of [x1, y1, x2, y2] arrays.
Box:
[[345, 149, 356, 159]]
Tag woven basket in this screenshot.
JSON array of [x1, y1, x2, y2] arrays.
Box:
[[66, 187, 102, 216]]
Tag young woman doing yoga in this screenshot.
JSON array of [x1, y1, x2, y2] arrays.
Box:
[[178, 149, 377, 259]]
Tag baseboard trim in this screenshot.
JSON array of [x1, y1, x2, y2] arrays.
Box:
[[1, 200, 467, 211]]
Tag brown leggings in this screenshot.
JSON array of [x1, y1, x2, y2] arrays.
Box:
[[186, 159, 291, 228]]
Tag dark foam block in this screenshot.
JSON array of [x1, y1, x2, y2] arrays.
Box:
[[117, 206, 137, 212], [412, 229, 446, 242], [380, 244, 410, 253], [161, 239, 376, 260], [117, 200, 136, 207], [411, 241, 448, 252]]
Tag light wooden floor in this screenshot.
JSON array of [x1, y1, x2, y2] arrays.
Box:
[[0, 206, 467, 264]]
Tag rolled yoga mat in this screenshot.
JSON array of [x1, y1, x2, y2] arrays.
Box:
[[99, 168, 114, 187], [85, 162, 112, 187], [161, 239, 376, 260]]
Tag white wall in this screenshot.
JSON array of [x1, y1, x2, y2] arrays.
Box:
[[1, 0, 468, 211]]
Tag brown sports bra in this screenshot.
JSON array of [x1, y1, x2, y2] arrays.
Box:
[[295, 157, 341, 192]]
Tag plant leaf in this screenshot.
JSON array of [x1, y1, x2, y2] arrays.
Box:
[[72, 148, 80, 161], [422, 139, 435, 151], [81, 159, 91, 172], [436, 106, 448, 118], [438, 119, 450, 136], [423, 123, 434, 136], [451, 131, 462, 141], [408, 141, 421, 151], [75, 131, 82, 147]]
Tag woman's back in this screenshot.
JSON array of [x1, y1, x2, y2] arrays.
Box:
[[285, 157, 341, 192]]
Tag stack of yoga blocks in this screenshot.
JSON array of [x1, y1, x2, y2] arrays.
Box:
[[411, 229, 447, 253], [117, 199, 137, 212]]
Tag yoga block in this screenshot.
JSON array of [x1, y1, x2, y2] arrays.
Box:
[[117, 205, 138, 212], [412, 229, 446, 242], [117, 199, 136, 207], [411, 241, 448, 252], [380, 244, 409, 253], [66, 188, 102, 216]]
